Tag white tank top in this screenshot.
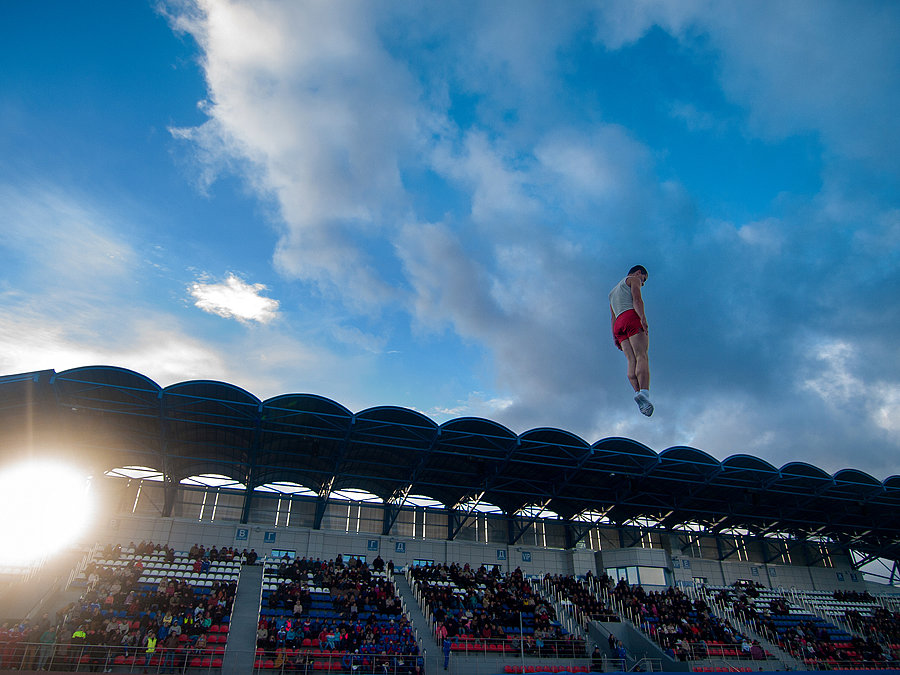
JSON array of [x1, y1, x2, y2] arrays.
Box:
[[609, 277, 634, 317]]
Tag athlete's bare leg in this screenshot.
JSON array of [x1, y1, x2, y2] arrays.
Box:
[[620, 339, 640, 393], [625, 331, 650, 391], [624, 331, 652, 416]]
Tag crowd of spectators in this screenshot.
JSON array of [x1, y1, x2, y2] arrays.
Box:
[[542, 572, 619, 626], [0, 615, 60, 671], [256, 553, 420, 670], [845, 606, 900, 652], [770, 619, 893, 664], [120, 540, 257, 565], [600, 577, 762, 662], [34, 542, 236, 670], [410, 562, 584, 658], [717, 582, 899, 667], [834, 589, 875, 602]]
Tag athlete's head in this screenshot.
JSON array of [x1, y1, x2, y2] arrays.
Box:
[[628, 264, 648, 281]]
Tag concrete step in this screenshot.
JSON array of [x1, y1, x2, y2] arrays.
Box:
[[222, 564, 264, 675]]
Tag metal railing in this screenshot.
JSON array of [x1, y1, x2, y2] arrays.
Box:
[[0, 642, 425, 674], [251, 648, 425, 674], [440, 635, 586, 658]]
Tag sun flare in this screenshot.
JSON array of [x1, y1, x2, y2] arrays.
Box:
[[0, 460, 94, 566]]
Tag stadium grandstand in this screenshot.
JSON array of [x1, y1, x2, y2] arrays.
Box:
[[0, 365, 899, 675]]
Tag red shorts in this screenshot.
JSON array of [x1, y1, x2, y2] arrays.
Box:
[[613, 309, 644, 350]]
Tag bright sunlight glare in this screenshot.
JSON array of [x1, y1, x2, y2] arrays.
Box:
[[0, 460, 94, 566]]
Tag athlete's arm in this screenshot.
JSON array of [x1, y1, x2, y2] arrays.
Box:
[[629, 275, 649, 332]]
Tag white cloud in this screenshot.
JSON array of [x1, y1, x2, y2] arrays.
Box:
[[167, 0, 422, 307], [873, 387, 900, 436], [802, 340, 863, 406], [189, 273, 279, 324], [800, 339, 900, 445], [736, 218, 784, 253], [424, 391, 515, 423]]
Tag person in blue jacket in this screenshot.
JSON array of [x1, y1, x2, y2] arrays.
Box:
[[442, 637, 452, 670]]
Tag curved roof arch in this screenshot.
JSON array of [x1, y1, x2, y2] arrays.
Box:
[[832, 468, 881, 487], [657, 446, 721, 480], [518, 427, 589, 465], [722, 454, 778, 473], [55, 365, 162, 394], [588, 437, 658, 473], [356, 405, 436, 429], [660, 445, 719, 466], [779, 461, 832, 480], [163, 379, 260, 408], [440, 417, 518, 454], [718, 454, 779, 491], [263, 393, 352, 417], [884, 475, 900, 490], [830, 468, 884, 500]]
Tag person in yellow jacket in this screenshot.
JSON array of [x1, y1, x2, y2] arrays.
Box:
[[143, 633, 158, 671]]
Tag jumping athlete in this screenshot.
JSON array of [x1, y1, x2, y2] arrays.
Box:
[[609, 265, 653, 416]]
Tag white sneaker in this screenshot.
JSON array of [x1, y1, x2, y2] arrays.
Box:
[[634, 392, 654, 417]]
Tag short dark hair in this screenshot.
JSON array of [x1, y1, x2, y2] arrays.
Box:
[[628, 265, 648, 277]]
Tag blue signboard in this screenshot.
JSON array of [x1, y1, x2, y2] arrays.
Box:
[[521, 551, 532, 563], [497, 549, 507, 561], [367, 539, 379, 551], [264, 531, 277, 544], [395, 541, 406, 554], [235, 527, 249, 541]]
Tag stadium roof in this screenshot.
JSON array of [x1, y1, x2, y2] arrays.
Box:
[[1, 366, 899, 563]]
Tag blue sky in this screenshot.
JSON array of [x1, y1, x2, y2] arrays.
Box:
[[1, 0, 899, 479]]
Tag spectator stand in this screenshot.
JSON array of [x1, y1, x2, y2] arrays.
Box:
[[588, 577, 782, 670], [255, 555, 424, 673], [408, 562, 589, 671], [57, 541, 237, 671], [536, 574, 618, 635], [696, 583, 900, 670]]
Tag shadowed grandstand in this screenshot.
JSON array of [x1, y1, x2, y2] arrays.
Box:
[[0, 365, 899, 674]]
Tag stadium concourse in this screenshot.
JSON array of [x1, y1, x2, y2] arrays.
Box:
[[0, 366, 899, 675]]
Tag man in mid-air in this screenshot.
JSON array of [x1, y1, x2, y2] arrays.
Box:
[[609, 265, 653, 416]]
